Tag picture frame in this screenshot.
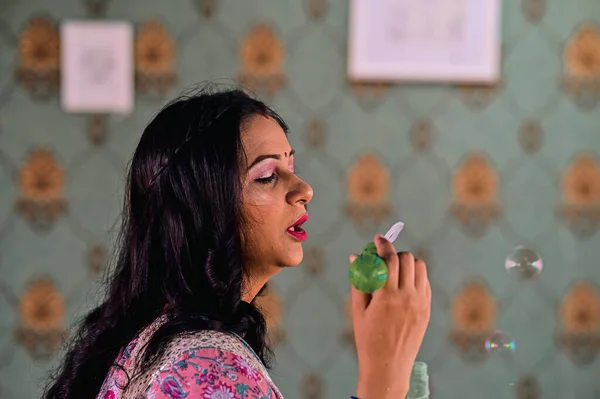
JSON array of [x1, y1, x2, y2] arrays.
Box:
[[61, 20, 134, 114], [347, 0, 502, 83]]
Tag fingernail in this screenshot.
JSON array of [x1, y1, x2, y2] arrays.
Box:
[[376, 234, 389, 244]]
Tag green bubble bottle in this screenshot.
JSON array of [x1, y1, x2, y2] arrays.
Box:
[[349, 221, 404, 293]]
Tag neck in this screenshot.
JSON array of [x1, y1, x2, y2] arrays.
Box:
[[242, 265, 280, 303], [242, 274, 270, 303]]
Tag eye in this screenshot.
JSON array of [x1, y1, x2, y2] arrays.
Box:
[[255, 173, 277, 184]]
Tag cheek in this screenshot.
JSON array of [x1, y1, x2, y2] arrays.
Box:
[[245, 190, 278, 208], [242, 189, 283, 232], [242, 194, 284, 254]]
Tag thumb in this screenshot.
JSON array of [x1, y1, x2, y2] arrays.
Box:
[[349, 254, 358, 263]]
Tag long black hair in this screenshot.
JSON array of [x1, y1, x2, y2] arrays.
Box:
[[44, 86, 289, 399]]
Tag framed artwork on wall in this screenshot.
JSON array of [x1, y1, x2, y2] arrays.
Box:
[[347, 0, 502, 83], [61, 20, 134, 114]]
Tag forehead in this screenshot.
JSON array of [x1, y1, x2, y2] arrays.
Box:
[[241, 116, 291, 158]]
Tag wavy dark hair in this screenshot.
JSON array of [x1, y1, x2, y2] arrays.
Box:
[[43, 86, 288, 399]]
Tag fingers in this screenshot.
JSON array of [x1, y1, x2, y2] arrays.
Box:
[[350, 285, 370, 317], [398, 251, 415, 289], [374, 235, 400, 292], [414, 258, 428, 292], [426, 282, 432, 308]]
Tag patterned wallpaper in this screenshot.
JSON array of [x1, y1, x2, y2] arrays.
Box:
[[0, 0, 599, 398]]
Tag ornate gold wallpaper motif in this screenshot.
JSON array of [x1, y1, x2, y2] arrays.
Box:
[[304, 247, 323, 275], [560, 281, 600, 334], [458, 83, 502, 111], [345, 153, 391, 226], [410, 120, 433, 151], [238, 24, 285, 95], [15, 149, 67, 231], [522, 0, 546, 24], [565, 23, 600, 79], [558, 281, 600, 365], [515, 374, 541, 399], [559, 153, 600, 237], [196, 0, 217, 18], [15, 16, 60, 99], [562, 22, 600, 109], [135, 20, 177, 97], [83, 0, 112, 16], [302, 373, 322, 399], [307, 0, 327, 20], [87, 114, 108, 145], [350, 81, 390, 111], [450, 154, 501, 236], [15, 277, 65, 358], [518, 120, 543, 154], [305, 120, 326, 149], [88, 245, 108, 275], [450, 281, 497, 361]]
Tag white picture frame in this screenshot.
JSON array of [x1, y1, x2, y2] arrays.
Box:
[[348, 0, 502, 83], [61, 20, 134, 114]]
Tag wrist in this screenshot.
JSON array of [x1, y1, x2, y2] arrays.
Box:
[[356, 370, 409, 399], [355, 387, 409, 399]]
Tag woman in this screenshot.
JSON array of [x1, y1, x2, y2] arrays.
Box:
[[44, 86, 431, 399]]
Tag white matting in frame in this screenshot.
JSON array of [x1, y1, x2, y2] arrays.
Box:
[[61, 20, 134, 114], [348, 0, 502, 83]]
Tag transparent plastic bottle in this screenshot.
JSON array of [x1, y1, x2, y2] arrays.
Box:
[[406, 362, 429, 399]]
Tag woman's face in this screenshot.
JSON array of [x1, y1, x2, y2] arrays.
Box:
[[240, 114, 313, 281]]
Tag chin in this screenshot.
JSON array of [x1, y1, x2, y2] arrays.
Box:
[[280, 246, 304, 267]]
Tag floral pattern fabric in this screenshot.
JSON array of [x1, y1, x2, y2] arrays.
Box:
[[97, 316, 283, 399], [149, 347, 275, 399]]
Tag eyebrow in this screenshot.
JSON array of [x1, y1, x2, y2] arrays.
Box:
[[248, 149, 295, 170]]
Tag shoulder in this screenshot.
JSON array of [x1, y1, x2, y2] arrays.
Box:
[[157, 329, 265, 374], [146, 331, 275, 398]]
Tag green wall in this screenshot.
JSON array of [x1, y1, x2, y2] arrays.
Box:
[[0, 0, 599, 397]]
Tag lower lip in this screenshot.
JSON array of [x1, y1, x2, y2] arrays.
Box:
[[287, 227, 307, 241]]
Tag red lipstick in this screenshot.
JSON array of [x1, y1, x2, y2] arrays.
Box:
[[287, 214, 308, 241]]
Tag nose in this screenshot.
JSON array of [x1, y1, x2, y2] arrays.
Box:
[[286, 175, 313, 206]]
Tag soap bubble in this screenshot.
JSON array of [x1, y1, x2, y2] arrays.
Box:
[[505, 246, 542, 278], [485, 330, 516, 354]]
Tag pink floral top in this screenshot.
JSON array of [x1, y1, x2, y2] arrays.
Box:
[[97, 316, 283, 399]]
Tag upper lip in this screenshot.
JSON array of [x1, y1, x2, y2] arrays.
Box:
[[288, 214, 308, 229]]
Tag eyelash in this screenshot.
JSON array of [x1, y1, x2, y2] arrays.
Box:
[[256, 173, 277, 184], [255, 168, 297, 185]]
